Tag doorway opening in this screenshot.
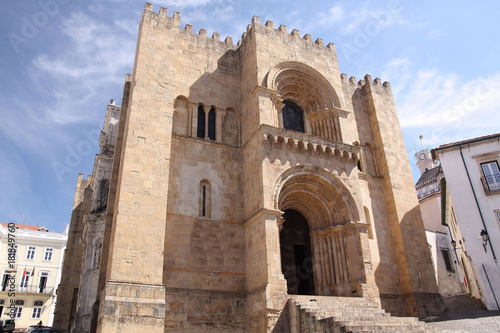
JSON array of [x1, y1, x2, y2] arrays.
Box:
[[280, 209, 315, 295]]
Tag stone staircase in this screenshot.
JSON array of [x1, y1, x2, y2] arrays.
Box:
[[288, 295, 440, 332]]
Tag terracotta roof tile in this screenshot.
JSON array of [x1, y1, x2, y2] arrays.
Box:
[[0, 222, 46, 231], [415, 165, 442, 189], [437, 133, 500, 149]]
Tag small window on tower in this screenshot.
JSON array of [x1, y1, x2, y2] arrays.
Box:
[[197, 104, 205, 138], [208, 107, 216, 140], [199, 180, 212, 218]]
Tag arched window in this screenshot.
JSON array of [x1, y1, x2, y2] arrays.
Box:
[[208, 107, 216, 140], [197, 104, 205, 138], [282, 100, 305, 133], [199, 180, 212, 218]]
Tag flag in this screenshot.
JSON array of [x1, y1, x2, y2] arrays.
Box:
[[32, 267, 35, 276], [22, 268, 27, 277], [419, 134, 423, 139], [5, 270, 16, 274]]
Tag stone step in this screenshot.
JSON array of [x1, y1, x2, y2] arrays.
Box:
[[289, 295, 440, 333], [320, 316, 421, 325], [342, 327, 438, 333], [301, 306, 389, 317], [340, 325, 440, 333], [309, 311, 390, 319], [295, 303, 385, 313]]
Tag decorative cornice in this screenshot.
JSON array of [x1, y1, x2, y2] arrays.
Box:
[[262, 125, 359, 162]]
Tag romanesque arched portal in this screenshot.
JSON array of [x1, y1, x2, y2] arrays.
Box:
[[275, 167, 379, 301]]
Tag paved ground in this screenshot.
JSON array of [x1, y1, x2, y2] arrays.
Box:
[[13, 295, 500, 332], [423, 295, 500, 332]]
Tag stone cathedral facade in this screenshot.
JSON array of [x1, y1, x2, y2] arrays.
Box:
[[54, 4, 444, 332]]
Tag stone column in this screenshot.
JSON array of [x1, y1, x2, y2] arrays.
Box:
[[216, 109, 224, 143], [244, 209, 288, 333], [191, 104, 198, 138], [204, 105, 209, 140]]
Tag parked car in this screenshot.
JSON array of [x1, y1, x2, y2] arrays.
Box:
[[26, 326, 62, 333], [0, 319, 15, 333]]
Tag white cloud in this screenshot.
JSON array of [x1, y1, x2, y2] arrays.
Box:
[[318, 5, 344, 27], [391, 63, 500, 135], [32, 11, 136, 125], [159, 0, 220, 9], [341, 4, 405, 35]]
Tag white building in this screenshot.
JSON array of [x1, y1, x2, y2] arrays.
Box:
[[433, 133, 500, 310], [415, 149, 479, 298], [0, 222, 68, 329]]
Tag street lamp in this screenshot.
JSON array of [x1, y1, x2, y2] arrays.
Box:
[[480, 229, 489, 253]]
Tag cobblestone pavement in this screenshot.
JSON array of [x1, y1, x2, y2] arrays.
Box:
[[424, 295, 500, 332]]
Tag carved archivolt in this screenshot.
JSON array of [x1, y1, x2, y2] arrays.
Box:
[[273, 165, 360, 231], [266, 62, 347, 142], [266, 62, 341, 113]]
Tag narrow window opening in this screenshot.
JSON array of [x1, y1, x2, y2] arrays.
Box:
[[441, 249, 454, 272], [202, 185, 206, 217], [199, 180, 212, 218], [208, 107, 216, 140], [197, 105, 205, 138]]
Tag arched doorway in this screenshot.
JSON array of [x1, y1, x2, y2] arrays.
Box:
[[275, 166, 379, 302], [280, 209, 315, 295]]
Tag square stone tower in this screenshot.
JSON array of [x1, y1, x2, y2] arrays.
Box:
[[55, 4, 444, 332]]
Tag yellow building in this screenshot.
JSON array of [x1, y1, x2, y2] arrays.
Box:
[[0, 222, 67, 330]]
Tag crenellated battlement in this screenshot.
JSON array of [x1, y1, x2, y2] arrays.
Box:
[[143, 3, 236, 46], [340, 73, 391, 89], [239, 15, 335, 51], [142, 3, 337, 51]]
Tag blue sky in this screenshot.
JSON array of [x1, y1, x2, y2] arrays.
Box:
[[1, 0, 499, 232]]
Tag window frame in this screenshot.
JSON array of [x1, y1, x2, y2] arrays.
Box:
[[43, 248, 54, 262], [481, 160, 500, 192], [495, 210, 500, 228], [38, 272, 49, 293], [14, 299, 25, 318], [26, 246, 36, 260], [19, 270, 31, 289], [441, 248, 454, 272], [31, 300, 44, 319]]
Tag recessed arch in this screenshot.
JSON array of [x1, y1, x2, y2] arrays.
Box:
[[274, 165, 360, 231], [266, 61, 341, 114]]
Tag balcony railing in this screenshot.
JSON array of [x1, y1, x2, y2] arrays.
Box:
[[1, 285, 54, 294], [417, 186, 440, 200], [481, 176, 500, 194]]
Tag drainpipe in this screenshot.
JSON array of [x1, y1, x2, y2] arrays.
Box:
[[459, 145, 496, 261]]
